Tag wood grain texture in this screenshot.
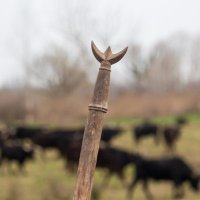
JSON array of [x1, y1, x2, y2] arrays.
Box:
[[73, 41, 127, 200]]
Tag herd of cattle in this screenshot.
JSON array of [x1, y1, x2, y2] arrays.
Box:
[[0, 117, 199, 199]]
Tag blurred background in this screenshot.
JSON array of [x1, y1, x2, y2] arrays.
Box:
[[0, 0, 200, 200]]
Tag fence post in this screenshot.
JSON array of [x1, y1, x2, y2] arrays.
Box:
[[73, 41, 128, 200]]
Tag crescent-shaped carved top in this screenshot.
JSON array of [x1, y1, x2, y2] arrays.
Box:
[[91, 41, 128, 65]]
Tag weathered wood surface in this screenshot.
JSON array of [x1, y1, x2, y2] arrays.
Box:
[[73, 41, 128, 200]]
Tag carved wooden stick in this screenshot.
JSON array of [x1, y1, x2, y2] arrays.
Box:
[[73, 41, 128, 200]]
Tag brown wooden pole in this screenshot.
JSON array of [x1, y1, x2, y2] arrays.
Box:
[[73, 41, 128, 200]]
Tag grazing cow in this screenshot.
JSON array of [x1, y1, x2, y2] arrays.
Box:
[[59, 142, 140, 187], [52, 126, 124, 145], [162, 117, 187, 151], [56, 137, 82, 171], [64, 140, 82, 170], [101, 127, 124, 146], [133, 122, 159, 144], [128, 156, 199, 199], [32, 126, 123, 153], [43, 128, 84, 137], [32, 128, 83, 152], [96, 147, 140, 187], [9, 125, 123, 147], [163, 126, 181, 151], [9, 126, 46, 141], [0, 144, 34, 173], [55, 126, 124, 145]]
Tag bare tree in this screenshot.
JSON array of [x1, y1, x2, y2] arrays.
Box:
[[190, 36, 200, 82], [143, 41, 181, 92], [27, 46, 90, 95], [55, 0, 137, 86], [128, 36, 183, 93]]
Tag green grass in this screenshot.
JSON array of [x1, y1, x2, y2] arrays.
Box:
[[110, 112, 200, 126], [0, 115, 200, 199]]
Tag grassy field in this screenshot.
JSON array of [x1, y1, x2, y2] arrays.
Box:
[[0, 114, 200, 200]]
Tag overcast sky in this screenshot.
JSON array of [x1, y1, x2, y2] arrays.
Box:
[[0, 0, 200, 86]]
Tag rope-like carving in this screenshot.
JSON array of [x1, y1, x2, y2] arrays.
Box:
[[88, 104, 108, 113], [99, 67, 111, 72]]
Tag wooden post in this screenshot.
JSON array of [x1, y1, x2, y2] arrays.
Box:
[[73, 41, 128, 200]]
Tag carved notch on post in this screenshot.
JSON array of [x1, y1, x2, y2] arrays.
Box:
[[91, 41, 128, 65], [73, 41, 128, 200]]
